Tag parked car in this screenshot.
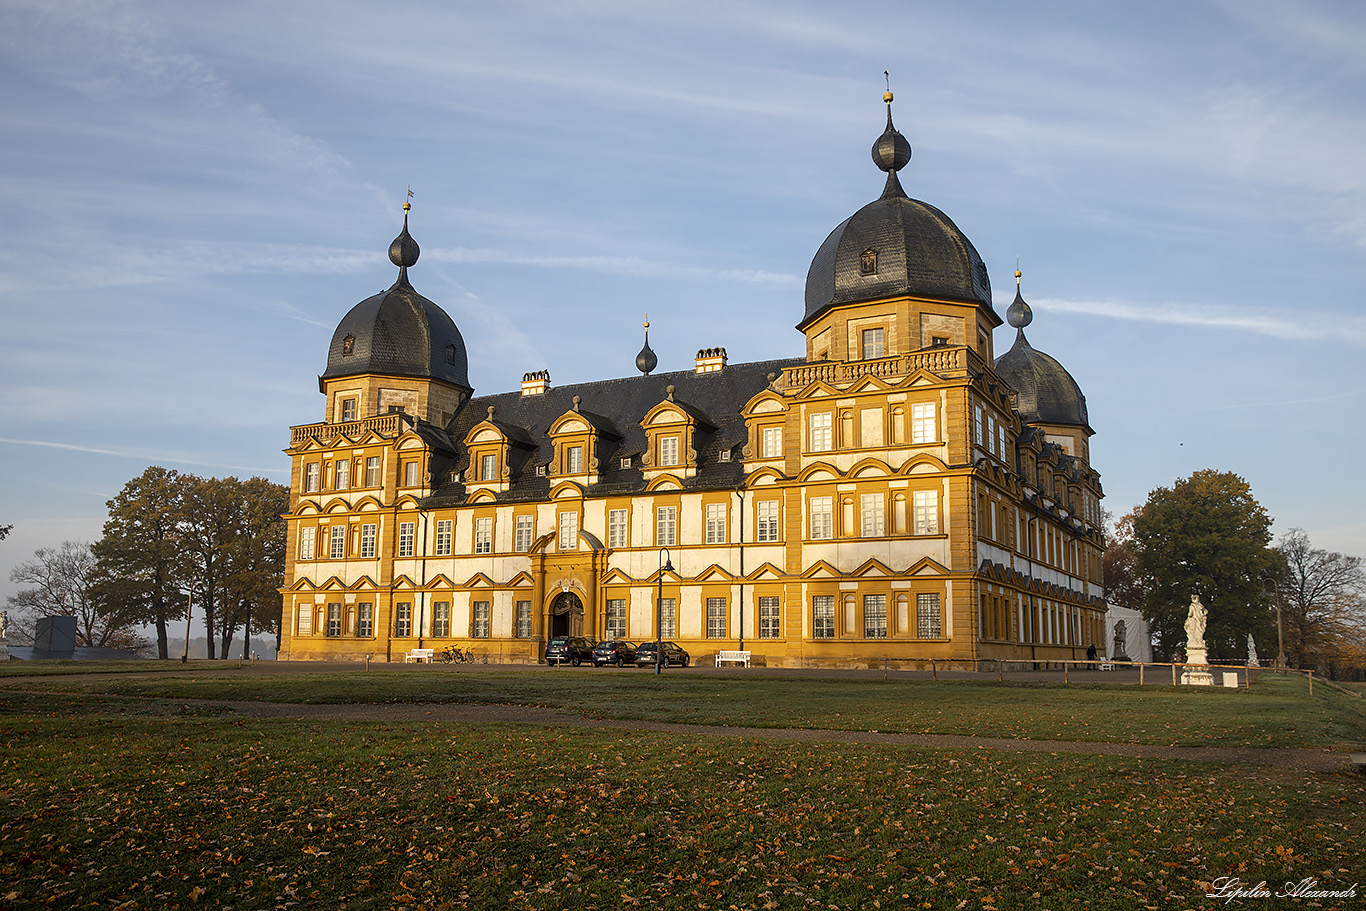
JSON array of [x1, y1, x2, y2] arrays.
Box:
[[635, 641, 690, 668], [591, 640, 638, 667], [545, 636, 594, 666]]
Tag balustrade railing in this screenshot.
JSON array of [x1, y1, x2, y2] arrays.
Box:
[[290, 412, 406, 445], [782, 346, 983, 390]]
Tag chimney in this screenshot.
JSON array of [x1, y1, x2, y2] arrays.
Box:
[[521, 370, 550, 396], [695, 347, 727, 374]]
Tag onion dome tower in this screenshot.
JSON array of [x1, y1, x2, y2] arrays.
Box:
[[635, 317, 658, 375], [993, 270, 1094, 461], [800, 91, 995, 336], [319, 203, 473, 428]]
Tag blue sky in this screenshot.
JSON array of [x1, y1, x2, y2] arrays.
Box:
[[3, 0, 1364, 603]]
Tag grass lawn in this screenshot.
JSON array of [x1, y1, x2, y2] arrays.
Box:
[[0, 668, 1362, 910], [18, 664, 1366, 750]]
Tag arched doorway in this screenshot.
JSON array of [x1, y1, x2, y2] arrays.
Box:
[[549, 591, 584, 638]]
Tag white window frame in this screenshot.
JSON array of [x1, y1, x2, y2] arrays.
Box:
[[706, 598, 727, 639], [606, 599, 626, 639], [608, 509, 628, 548], [813, 595, 835, 639], [329, 525, 345, 559], [759, 596, 780, 639], [988, 415, 997, 455], [395, 602, 412, 638], [761, 427, 783, 459], [911, 402, 935, 444], [515, 601, 532, 638], [860, 493, 884, 537], [913, 490, 939, 535], [297, 604, 312, 636], [357, 602, 373, 638], [398, 521, 415, 558], [917, 593, 942, 639], [566, 445, 583, 474], [334, 459, 349, 490], [659, 598, 676, 638], [862, 327, 885, 359], [659, 436, 679, 467], [809, 413, 832, 452], [472, 601, 490, 638], [656, 505, 677, 547], [756, 501, 779, 543], [326, 603, 342, 637], [404, 461, 420, 487], [298, 526, 315, 560], [360, 523, 377, 558], [864, 594, 887, 639], [809, 496, 833, 540], [558, 511, 578, 551], [475, 517, 493, 554], [433, 601, 451, 638], [365, 456, 381, 487], [974, 406, 984, 447], [514, 515, 534, 553], [304, 463, 320, 493], [705, 503, 726, 544], [481, 453, 497, 481], [434, 519, 453, 555]]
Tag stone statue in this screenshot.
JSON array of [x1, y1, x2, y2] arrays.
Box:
[[1111, 619, 1130, 661], [1183, 595, 1207, 651], [1247, 633, 1259, 668], [1180, 595, 1213, 685], [0, 610, 7, 640]]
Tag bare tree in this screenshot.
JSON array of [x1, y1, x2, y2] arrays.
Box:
[[1275, 529, 1366, 676], [6, 540, 128, 647]]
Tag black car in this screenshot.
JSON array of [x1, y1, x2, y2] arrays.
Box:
[[591, 640, 638, 667], [545, 636, 594, 666], [635, 641, 690, 668]]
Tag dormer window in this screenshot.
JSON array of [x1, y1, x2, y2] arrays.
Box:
[[342, 334, 355, 356], [566, 445, 583, 473], [860, 248, 878, 275], [480, 453, 497, 481], [444, 344, 456, 365], [341, 399, 357, 422]]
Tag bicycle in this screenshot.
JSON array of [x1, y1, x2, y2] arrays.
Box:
[[441, 646, 475, 664]]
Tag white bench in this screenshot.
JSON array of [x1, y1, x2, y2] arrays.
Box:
[[716, 650, 751, 667], [404, 648, 434, 663]]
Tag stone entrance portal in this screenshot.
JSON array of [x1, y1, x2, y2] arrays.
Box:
[[549, 591, 584, 638]]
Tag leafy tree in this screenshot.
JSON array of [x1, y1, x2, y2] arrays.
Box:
[[6, 540, 131, 647], [0, 523, 12, 540], [178, 476, 244, 659], [1274, 528, 1366, 677], [90, 466, 188, 659], [1130, 469, 1279, 661], [1103, 509, 1148, 611], [220, 476, 289, 659]]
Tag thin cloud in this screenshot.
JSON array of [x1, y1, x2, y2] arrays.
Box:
[[1021, 295, 1366, 346], [0, 437, 285, 476], [425, 246, 801, 286]]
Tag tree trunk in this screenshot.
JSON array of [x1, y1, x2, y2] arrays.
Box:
[[220, 624, 236, 660], [155, 617, 169, 660]]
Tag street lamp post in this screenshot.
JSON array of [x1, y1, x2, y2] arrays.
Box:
[[656, 548, 674, 676]]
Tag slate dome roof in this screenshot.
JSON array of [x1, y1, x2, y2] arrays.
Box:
[[321, 211, 471, 392], [800, 101, 994, 330], [993, 284, 1090, 429]]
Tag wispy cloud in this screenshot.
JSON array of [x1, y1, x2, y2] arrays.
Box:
[[0, 437, 286, 476], [425, 247, 801, 286], [1018, 295, 1366, 346]]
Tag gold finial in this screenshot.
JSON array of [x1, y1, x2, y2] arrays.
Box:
[[1015, 255, 1021, 285], [883, 70, 893, 104], [404, 186, 414, 213], [644, 313, 650, 329]]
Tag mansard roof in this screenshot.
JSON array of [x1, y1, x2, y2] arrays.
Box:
[[425, 357, 801, 506]]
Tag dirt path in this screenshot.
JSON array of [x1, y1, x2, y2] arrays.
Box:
[[208, 699, 1353, 774]]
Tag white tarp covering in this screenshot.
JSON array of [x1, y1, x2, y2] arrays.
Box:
[[1103, 605, 1152, 663]]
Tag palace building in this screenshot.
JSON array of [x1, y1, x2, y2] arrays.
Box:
[[279, 95, 1107, 665]]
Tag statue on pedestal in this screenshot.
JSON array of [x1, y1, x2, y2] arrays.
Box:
[[1247, 633, 1259, 668], [0, 610, 9, 662], [1111, 619, 1131, 662], [1181, 595, 1213, 685]]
